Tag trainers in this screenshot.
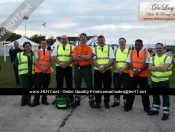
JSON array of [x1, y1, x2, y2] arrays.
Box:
[[96, 103, 101, 108]]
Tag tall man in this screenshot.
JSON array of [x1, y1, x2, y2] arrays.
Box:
[[92, 35, 114, 108], [10, 41, 23, 86], [111, 38, 129, 108], [125, 39, 150, 113], [31, 40, 52, 107], [51, 35, 74, 104], [148, 43, 172, 120], [72, 33, 95, 108]]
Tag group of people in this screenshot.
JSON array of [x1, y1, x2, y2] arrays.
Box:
[[11, 33, 172, 121]]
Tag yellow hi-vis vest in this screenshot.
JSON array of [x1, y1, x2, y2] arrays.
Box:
[[56, 44, 73, 67], [151, 54, 172, 82], [17, 52, 35, 75], [113, 48, 129, 73], [94, 45, 112, 70]]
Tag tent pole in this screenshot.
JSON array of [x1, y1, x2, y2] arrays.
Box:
[[3, 40, 6, 62]]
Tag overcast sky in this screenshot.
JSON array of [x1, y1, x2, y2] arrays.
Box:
[[0, 0, 175, 41]]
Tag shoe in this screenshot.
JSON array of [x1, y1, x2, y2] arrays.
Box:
[[42, 101, 49, 105], [111, 102, 120, 107], [144, 108, 151, 113], [148, 110, 159, 115], [96, 103, 101, 108], [31, 102, 39, 107], [21, 102, 25, 106], [90, 103, 96, 108], [162, 115, 169, 120], [124, 107, 132, 112], [26, 102, 31, 106], [104, 103, 110, 109], [52, 99, 56, 105], [72, 102, 80, 107]]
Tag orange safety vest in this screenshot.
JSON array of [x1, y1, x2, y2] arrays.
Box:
[[129, 50, 148, 77], [34, 50, 52, 74]]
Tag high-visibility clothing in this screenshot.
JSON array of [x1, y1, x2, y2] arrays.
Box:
[[34, 50, 52, 73], [151, 54, 172, 82], [56, 44, 73, 67], [130, 50, 149, 77], [94, 45, 112, 70], [17, 52, 34, 75], [113, 48, 129, 73]]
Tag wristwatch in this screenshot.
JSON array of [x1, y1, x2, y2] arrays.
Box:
[[138, 69, 141, 72]]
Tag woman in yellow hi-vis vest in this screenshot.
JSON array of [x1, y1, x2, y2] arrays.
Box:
[[148, 43, 172, 120], [15, 42, 35, 106]]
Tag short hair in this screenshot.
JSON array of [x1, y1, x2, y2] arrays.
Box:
[[119, 38, 126, 43], [98, 35, 105, 39], [14, 41, 19, 44], [80, 33, 87, 39], [47, 45, 51, 50], [156, 43, 164, 47], [135, 39, 143, 45], [41, 39, 47, 43], [23, 42, 31, 48]]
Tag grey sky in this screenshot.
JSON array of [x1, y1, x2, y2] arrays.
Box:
[[0, 0, 174, 40]]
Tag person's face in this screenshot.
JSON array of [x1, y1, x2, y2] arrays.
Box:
[[14, 42, 19, 49], [119, 39, 126, 47], [40, 41, 47, 49], [24, 44, 31, 52], [61, 36, 68, 45], [156, 44, 163, 54], [80, 35, 87, 43], [135, 41, 143, 51], [98, 37, 105, 46]]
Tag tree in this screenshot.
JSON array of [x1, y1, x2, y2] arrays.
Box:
[[6, 33, 21, 42], [29, 34, 45, 44], [47, 36, 56, 45]]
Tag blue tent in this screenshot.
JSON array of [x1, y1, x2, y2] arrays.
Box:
[[87, 39, 98, 47], [74, 41, 80, 46]]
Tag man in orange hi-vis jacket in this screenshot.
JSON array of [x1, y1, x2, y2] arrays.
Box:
[[31, 40, 52, 107], [124, 39, 150, 113]]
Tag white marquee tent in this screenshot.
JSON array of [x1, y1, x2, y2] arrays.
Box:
[[51, 39, 60, 50]]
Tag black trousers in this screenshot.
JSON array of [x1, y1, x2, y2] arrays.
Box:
[[34, 73, 51, 102], [56, 66, 74, 101], [94, 70, 112, 104], [125, 76, 150, 109], [13, 64, 20, 84]]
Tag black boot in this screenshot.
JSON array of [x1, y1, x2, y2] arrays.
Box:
[[111, 102, 120, 107]]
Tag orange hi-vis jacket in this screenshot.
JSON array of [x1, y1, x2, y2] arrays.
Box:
[[34, 50, 52, 74], [130, 50, 149, 77]]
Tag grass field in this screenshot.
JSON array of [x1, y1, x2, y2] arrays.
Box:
[[0, 56, 175, 88]]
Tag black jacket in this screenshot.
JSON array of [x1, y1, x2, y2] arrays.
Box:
[[10, 48, 23, 63]]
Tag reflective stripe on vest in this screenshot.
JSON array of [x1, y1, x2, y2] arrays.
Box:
[[113, 48, 129, 73], [94, 45, 111, 70], [130, 50, 148, 77], [56, 44, 72, 67], [35, 50, 51, 73], [17, 52, 34, 75], [151, 54, 172, 82]]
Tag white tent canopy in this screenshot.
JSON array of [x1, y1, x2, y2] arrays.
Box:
[[51, 39, 60, 50], [74, 41, 80, 46]]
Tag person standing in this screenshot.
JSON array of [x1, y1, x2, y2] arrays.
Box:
[[92, 35, 114, 108], [31, 40, 52, 107], [11, 41, 23, 86], [148, 43, 172, 120], [51, 35, 74, 105], [72, 33, 95, 108], [111, 38, 129, 108], [15, 42, 35, 106], [9, 47, 13, 57], [124, 39, 150, 113]]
